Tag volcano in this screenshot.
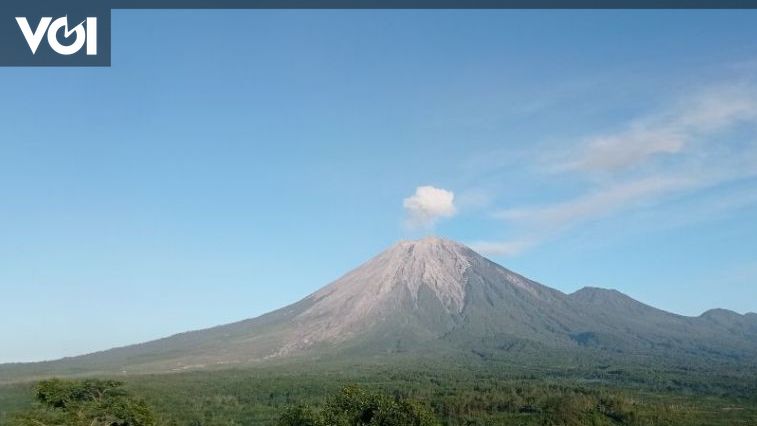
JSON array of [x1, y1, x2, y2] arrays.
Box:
[[2, 237, 756, 381]]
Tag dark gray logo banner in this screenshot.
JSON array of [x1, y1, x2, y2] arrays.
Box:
[[2, 0, 756, 67]]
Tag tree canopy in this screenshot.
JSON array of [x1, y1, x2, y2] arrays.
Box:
[[278, 385, 439, 426], [11, 378, 155, 426]]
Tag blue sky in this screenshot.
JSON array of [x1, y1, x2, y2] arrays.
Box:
[[2, 10, 757, 363]]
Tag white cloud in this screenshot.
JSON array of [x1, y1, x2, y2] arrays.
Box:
[[470, 176, 696, 255], [494, 176, 696, 231], [560, 84, 757, 172], [473, 82, 757, 257], [403, 186, 457, 229]]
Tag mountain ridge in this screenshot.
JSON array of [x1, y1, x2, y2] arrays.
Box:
[[1, 237, 756, 382]]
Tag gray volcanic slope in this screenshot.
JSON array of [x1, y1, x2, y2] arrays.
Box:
[[2, 237, 756, 381]]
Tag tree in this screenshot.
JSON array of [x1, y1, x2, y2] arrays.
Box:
[[278, 385, 439, 426], [11, 378, 155, 426], [278, 405, 323, 426]]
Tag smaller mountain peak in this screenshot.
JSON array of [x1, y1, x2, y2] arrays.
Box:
[[700, 308, 742, 319], [570, 286, 634, 304], [572, 286, 623, 297]]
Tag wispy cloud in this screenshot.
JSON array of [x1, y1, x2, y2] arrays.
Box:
[[403, 186, 457, 229], [471, 82, 757, 257], [559, 84, 757, 172], [493, 176, 695, 230]]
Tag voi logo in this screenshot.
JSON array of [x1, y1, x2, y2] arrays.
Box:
[[15, 16, 97, 56]]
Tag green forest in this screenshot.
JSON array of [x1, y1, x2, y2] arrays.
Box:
[[1, 360, 756, 426]]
